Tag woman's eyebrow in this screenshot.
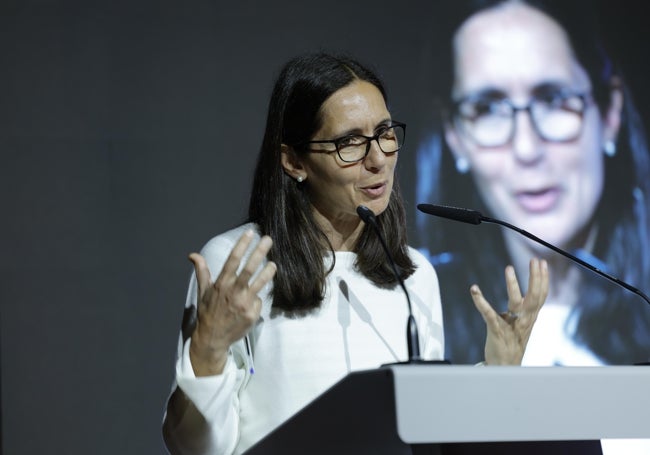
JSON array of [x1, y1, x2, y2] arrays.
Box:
[[455, 79, 588, 103], [330, 118, 393, 137], [530, 80, 586, 96], [454, 87, 507, 103]]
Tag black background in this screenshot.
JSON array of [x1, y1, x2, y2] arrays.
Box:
[[2, 1, 649, 453]]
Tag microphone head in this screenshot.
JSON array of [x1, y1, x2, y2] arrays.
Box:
[[356, 205, 376, 224], [417, 203, 483, 225]]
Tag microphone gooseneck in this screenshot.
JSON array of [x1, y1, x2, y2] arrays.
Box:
[[417, 203, 482, 225], [417, 203, 650, 307], [357, 205, 422, 362]]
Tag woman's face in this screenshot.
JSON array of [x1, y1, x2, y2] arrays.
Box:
[[445, 3, 616, 249], [292, 80, 398, 226]]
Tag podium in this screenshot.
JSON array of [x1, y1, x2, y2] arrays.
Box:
[[246, 365, 650, 454]]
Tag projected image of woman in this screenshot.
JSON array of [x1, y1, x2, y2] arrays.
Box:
[[415, 0, 650, 366]]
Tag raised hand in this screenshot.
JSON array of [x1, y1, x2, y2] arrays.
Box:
[[470, 258, 549, 365], [188, 230, 277, 376]]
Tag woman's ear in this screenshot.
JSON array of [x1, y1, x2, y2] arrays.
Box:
[[445, 121, 463, 160], [280, 144, 307, 182], [602, 78, 624, 146], [444, 121, 471, 174]]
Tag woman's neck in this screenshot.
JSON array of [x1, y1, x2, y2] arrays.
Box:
[[502, 224, 599, 305], [311, 207, 363, 252]]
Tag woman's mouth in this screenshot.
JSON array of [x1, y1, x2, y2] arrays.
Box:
[[360, 182, 387, 198], [515, 187, 561, 213]]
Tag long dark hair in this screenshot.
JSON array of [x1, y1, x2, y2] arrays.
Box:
[[248, 52, 415, 315], [415, 0, 650, 364]]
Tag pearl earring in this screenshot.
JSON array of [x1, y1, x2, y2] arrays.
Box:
[[604, 140, 617, 157], [297, 176, 304, 183], [455, 157, 470, 174]]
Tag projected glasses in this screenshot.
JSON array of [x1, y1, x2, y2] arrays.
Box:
[[453, 91, 590, 148]]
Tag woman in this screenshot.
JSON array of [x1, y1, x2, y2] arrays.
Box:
[[415, 0, 650, 368], [163, 52, 548, 454]]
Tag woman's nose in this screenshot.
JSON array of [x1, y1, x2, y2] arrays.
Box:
[[363, 139, 388, 169], [511, 110, 545, 164]]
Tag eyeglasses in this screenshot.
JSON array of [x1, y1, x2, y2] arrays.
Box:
[[301, 122, 406, 163], [453, 91, 590, 148]]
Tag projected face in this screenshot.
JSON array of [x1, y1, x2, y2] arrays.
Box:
[[445, 2, 616, 250]]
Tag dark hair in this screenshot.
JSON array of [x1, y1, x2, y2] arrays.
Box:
[[248, 52, 415, 315], [415, 0, 650, 364]]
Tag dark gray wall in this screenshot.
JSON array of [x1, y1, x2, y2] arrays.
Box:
[[1, 1, 649, 454], [1, 1, 434, 453]]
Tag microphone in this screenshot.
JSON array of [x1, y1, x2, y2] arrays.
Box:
[[417, 203, 650, 306], [357, 205, 422, 362]]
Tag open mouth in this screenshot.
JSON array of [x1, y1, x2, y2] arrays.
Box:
[[361, 182, 387, 198], [515, 187, 561, 213]]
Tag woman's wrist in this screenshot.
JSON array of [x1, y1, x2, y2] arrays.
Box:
[[189, 337, 229, 377]]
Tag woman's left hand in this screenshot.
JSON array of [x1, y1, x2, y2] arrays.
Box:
[[471, 258, 549, 365]]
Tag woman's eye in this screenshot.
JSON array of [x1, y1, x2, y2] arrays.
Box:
[[338, 136, 364, 147], [537, 92, 563, 106], [535, 87, 580, 106], [378, 127, 395, 139], [461, 99, 505, 119], [474, 101, 496, 116], [474, 100, 510, 117]]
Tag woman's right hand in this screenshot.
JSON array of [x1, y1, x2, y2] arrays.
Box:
[[188, 230, 277, 377]]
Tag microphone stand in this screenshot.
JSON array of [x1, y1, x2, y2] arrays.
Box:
[[357, 205, 449, 366], [483, 215, 650, 306], [417, 203, 650, 307]]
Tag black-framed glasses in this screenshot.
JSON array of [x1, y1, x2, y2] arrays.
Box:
[[453, 92, 590, 148], [301, 122, 406, 163]]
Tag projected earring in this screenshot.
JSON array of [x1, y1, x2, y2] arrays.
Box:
[[296, 176, 304, 183], [603, 140, 617, 157], [455, 157, 470, 174]]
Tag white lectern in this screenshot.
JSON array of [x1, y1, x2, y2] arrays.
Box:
[[246, 365, 650, 454]]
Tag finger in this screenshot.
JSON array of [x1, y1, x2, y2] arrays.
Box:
[[540, 259, 549, 298], [504, 265, 524, 313], [521, 259, 538, 306], [523, 258, 549, 313], [535, 258, 549, 302], [470, 285, 501, 328], [251, 296, 263, 320], [236, 235, 274, 287], [249, 261, 277, 295], [188, 253, 212, 295], [216, 230, 256, 286], [499, 310, 520, 324]]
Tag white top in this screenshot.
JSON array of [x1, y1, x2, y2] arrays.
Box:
[[523, 304, 650, 454], [522, 304, 602, 366], [163, 223, 444, 454]]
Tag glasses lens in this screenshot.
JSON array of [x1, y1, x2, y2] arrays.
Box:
[[457, 93, 586, 146], [377, 125, 405, 153], [466, 117, 513, 147], [337, 136, 368, 162], [531, 95, 585, 142], [336, 125, 406, 162], [457, 99, 513, 147]]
